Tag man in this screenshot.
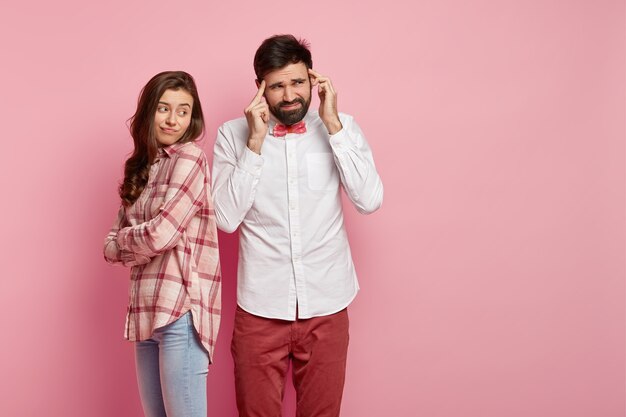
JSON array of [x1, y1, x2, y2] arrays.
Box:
[[212, 34, 383, 417]]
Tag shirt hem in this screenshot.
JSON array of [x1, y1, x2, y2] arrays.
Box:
[[236, 288, 359, 321]]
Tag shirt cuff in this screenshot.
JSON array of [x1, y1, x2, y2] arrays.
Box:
[[329, 128, 356, 155], [116, 228, 129, 251], [238, 146, 264, 176], [120, 250, 149, 266]]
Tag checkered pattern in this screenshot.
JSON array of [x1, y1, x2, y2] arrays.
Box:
[[104, 141, 221, 361]]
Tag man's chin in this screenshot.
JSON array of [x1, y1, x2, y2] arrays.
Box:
[[277, 110, 307, 125], [272, 103, 309, 125]]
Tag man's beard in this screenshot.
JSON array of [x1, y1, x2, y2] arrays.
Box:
[[270, 96, 311, 125]]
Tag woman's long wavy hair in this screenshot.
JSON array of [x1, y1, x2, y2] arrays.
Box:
[[119, 71, 205, 207]]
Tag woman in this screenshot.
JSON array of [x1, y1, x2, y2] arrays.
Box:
[[104, 71, 221, 417]]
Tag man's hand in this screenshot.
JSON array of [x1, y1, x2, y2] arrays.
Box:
[[309, 69, 343, 135], [245, 80, 269, 154]]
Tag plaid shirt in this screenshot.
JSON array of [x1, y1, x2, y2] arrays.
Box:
[[104, 141, 221, 361]]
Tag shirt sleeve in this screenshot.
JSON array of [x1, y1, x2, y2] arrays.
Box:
[[103, 206, 152, 266], [329, 115, 384, 214], [211, 123, 264, 233], [116, 150, 208, 256]]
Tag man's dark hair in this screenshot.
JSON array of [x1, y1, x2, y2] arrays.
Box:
[[253, 34, 313, 81]]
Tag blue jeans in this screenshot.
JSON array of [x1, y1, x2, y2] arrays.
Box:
[[135, 312, 209, 417]]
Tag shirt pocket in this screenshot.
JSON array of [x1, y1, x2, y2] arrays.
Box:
[[306, 153, 339, 191]]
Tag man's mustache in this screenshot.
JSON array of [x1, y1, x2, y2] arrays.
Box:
[[279, 99, 305, 107]]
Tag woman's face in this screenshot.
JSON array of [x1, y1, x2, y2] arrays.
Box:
[[153, 88, 194, 146]]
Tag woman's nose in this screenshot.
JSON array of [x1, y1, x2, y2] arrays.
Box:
[[166, 113, 177, 125]]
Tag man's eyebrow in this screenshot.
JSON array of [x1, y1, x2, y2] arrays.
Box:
[[268, 78, 306, 88]]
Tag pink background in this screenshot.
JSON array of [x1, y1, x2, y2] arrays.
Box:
[[0, 0, 624, 416]]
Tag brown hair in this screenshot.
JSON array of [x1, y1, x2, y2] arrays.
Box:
[[119, 71, 205, 206], [253, 34, 313, 81]]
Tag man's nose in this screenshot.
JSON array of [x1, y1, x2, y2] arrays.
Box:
[[283, 87, 296, 102]]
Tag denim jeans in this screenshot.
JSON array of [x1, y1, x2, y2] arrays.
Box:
[[135, 312, 209, 417]]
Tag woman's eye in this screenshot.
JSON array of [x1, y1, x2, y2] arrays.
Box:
[[178, 111, 188, 117], [158, 106, 168, 112]]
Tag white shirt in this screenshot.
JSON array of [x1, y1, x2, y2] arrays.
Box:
[[212, 111, 383, 320]]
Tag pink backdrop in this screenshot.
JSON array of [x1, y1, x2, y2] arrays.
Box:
[[0, 1, 624, 416]]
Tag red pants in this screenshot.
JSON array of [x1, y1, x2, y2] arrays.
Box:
[[231, 306, 350, 417]]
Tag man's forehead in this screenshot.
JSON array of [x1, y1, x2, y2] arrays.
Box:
[[264, 62, 309, 81]]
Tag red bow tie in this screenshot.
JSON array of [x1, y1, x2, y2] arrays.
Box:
[[273, 121, 307, 137]]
